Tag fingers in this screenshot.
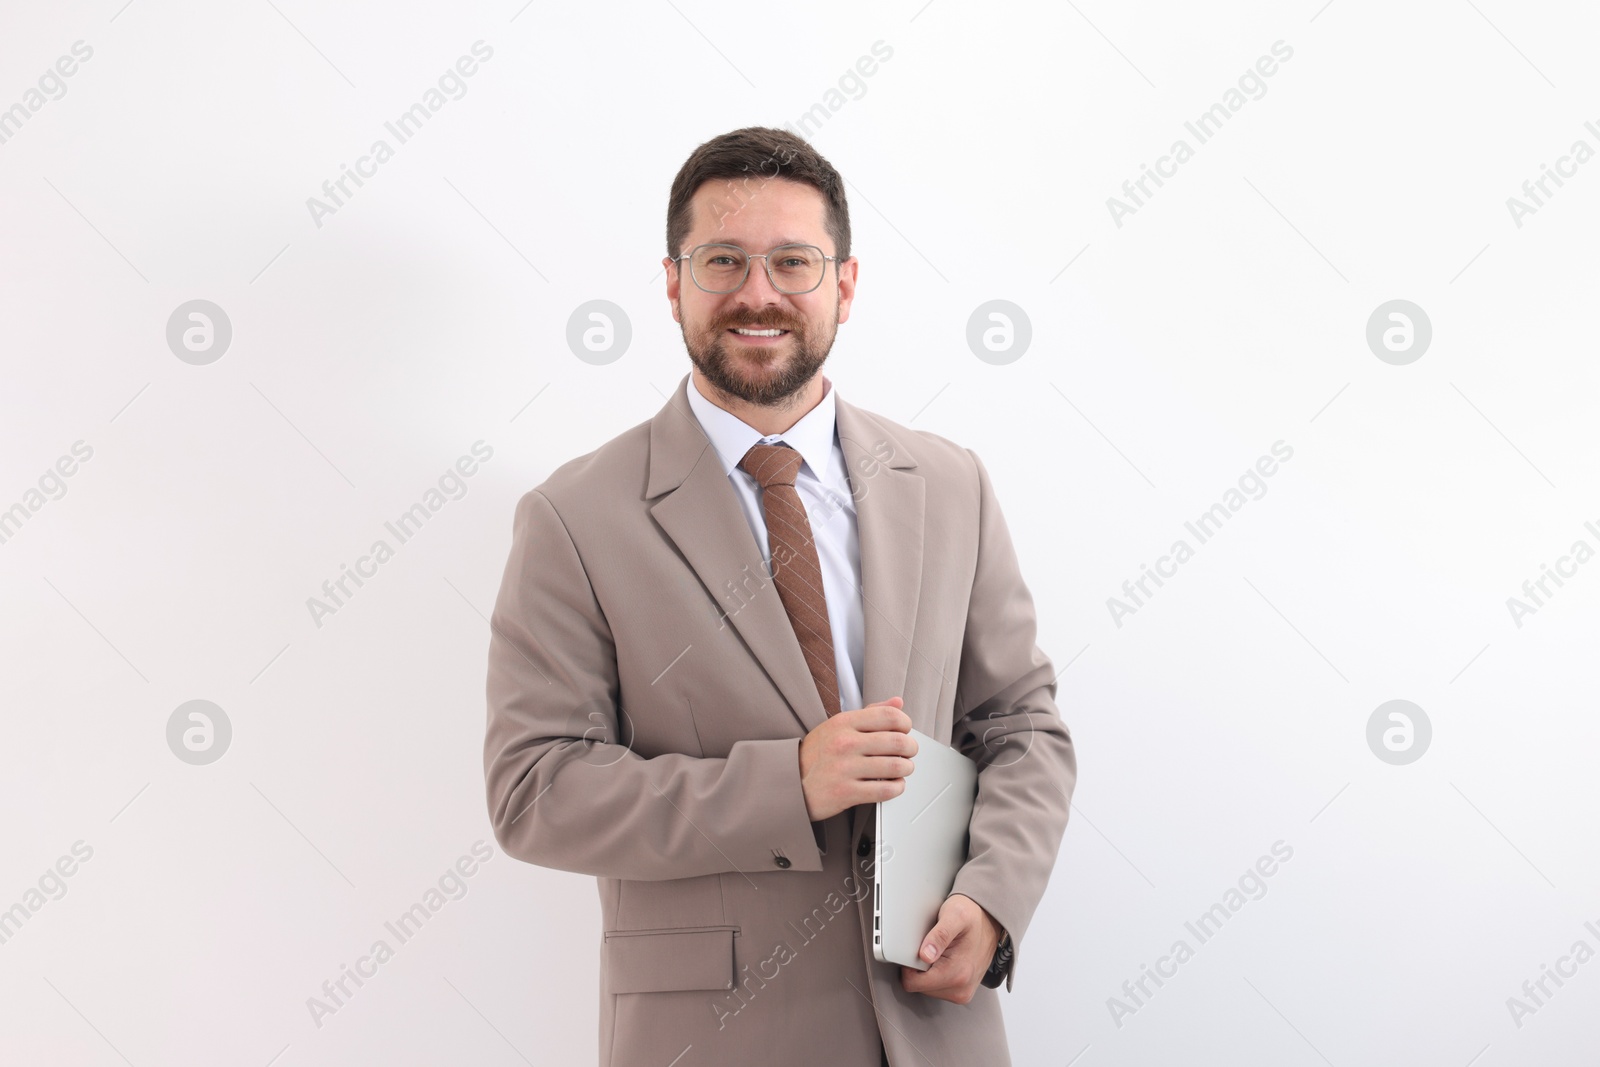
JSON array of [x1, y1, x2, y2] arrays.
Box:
[[899, 953, 978, 1004], [841, 730, 915, 782], [898, 897, 992, 1002], [840, 701, 916, 775], [851, 698, 913, 734], [804, 699, 919, 815], [871, 775, 907, 801], [856, 725, 916, 759], [858, 749, 915, 778]]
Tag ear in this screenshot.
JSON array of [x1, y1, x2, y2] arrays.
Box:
[[664, 256, 682, 324], [836, 255, 859, 325]]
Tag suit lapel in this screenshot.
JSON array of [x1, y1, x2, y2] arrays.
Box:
[[646, 373, 923, 737]]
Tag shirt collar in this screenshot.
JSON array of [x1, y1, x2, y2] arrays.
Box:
[[686, 372, 838, 484]]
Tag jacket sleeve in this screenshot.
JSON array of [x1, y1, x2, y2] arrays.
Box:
[[483, 488, 826, 881], [947, 449, 1077, 992]]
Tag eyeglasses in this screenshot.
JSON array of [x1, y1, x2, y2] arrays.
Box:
[[670, 243, 838, 295]]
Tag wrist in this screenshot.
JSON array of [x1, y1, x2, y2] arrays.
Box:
[[982, 927, 1013, 988]]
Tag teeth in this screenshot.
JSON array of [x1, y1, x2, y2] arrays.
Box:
[[732, 328, 785, 336]]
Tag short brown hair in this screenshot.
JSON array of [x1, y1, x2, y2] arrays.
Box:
[[666, 127, 851, 261]]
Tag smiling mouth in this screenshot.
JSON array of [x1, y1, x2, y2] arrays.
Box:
[[728, 327, 790, 337]]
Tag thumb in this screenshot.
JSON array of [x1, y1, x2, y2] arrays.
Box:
[[919, 910, 956, 963]]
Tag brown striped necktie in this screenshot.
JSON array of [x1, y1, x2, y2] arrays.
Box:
[[737, 442, 842, 718]]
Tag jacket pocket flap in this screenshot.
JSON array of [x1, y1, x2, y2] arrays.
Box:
[[604, 926, 735, 994]]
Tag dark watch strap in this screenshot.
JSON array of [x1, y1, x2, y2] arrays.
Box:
[[981, 931, 1013, 988]]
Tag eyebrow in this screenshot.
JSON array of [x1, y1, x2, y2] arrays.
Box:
[[705, 237, 818, 250]]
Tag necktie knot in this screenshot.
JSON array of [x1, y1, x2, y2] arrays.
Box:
[[738, 442, 803, 489]]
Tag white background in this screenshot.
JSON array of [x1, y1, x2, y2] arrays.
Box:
[[2, 1, 1597, 1064]]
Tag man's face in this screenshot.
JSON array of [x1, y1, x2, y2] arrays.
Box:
[[666, 177, 857, 406]]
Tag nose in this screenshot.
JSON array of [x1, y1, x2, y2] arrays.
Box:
[[732, 255, 785, 306]]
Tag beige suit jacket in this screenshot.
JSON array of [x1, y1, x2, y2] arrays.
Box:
[[484, 372, 1076, 1067]]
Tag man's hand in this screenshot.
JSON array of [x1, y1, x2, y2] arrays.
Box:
[[899, 893, 1003, 1005], [797, 698, 916, 822]]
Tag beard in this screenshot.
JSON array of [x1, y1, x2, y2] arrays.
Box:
[[681, 300, 838, 407]]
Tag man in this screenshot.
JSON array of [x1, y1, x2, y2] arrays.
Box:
[[484, 127, 1075, 1067]]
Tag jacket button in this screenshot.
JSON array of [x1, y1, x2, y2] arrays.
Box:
[[857, 838, 871, 857], [774, 855, 791, 868]]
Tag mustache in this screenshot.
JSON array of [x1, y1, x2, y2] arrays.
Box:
[[712, 308, 803, 332]]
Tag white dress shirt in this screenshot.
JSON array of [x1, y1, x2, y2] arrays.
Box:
[[685, 372, 866, 714]]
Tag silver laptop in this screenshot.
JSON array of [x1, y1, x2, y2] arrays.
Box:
[[871, 728, 979, 969]]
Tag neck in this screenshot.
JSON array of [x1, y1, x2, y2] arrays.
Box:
[[692, 368, 826, 437]]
